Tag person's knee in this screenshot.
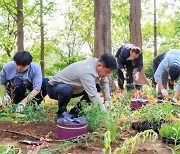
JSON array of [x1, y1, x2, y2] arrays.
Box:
[[42, 78, 49, 86], [61, 86, 73, 98], [12, 78, 24, 87]]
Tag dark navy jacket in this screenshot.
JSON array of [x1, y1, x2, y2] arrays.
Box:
[[115, 44, 143, 72]]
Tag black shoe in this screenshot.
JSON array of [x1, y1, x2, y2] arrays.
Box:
[[69, 110, 79, 118]]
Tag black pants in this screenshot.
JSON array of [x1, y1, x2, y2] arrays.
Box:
[[152, 61, 174, 90], [7, 78, 49, 104], [118, 60, 134, 89], [46, 83, 100, 117]]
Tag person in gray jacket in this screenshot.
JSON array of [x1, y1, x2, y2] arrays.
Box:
[[154, 49, 180, 103], [46, 53, 117, 118]]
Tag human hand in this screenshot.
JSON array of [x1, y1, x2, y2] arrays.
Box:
[[16, 103, 25, 113], [0, 98, 2, 107], [134, 72, 139, 81], [99, 102, 107, 112], [123, 71, 129, 79], [161, 89, 168, 96], [4, 95, 11, 105], [104, 100, 111, 110], [169, 97, 177, 104]]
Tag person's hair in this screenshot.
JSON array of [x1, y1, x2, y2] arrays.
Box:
[[169, 63, 180, 81], [131, 46, 141, 54], [99, 53, 117, 70], [13, 50, 33, 66]]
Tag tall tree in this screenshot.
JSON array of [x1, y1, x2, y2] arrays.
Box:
[[94, 0, 111, 58], [40, 0, 45, 76], [153, 0, 157, 57], [17, 0, 24, 51], [94, 0, 116, 91], [129, 0, 148, 85]]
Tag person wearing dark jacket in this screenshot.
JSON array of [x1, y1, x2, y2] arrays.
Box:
[[115, 44, 143, 90], [152, 53, 166, 87]]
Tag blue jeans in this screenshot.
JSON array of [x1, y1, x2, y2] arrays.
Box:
[[46, 83, 100, 117], [7, 78, 49, 104]]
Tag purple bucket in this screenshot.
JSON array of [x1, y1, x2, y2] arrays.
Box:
[[57, 118, 87, 140], [130, 99, 148, 110]]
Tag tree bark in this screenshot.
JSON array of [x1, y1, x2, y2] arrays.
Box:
[[94, 0, 111, 58], [40, 0, 45, 77], [154, 0, 157, 57], [129, 0, 148, 85], [94, 0, 117, 91], [17, 0, 24, 52]]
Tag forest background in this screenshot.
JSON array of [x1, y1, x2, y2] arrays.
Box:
[[0, 0, 179, 79]]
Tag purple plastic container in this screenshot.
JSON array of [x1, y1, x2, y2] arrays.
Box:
[[57, 118, 87, 140]]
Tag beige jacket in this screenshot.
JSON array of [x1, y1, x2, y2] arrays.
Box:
[[49, 58, 111, 109]]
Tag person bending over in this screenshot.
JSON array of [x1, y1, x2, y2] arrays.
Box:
[[46, 53, 117, 118]]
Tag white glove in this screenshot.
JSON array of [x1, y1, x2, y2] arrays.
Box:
[[169, 98, 177, 104], [16, 103, 25, 113], [161, 89, 168, 96], [99, 102, 107, 112], [3, 95, 11, 105], [104, 100, 111, 110], [134, 72, 139, 81], [0, 98, 2, 107], [123, 71, 128, 79]]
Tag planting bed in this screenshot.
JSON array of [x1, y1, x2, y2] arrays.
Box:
[[0, 121, 172, 153]]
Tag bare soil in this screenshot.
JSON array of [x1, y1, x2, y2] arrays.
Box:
[[0, 121, 172, 154]]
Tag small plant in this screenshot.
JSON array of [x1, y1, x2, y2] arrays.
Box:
[[159, 123, 180, 146], [80, 102, 106, 132], [103, 130, 158, 154], [0, 144, 21, 153]]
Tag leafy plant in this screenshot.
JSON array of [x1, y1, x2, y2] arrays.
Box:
[[80, 102, 106, 132], [0, 145, 21, 153], [103, 130, 158, 154], [159, 124, 180, 146]]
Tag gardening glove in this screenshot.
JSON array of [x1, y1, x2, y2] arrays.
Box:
[[123, 71, 128, 79], [169, 97, 177, 104], [16, 103, 25, 113], [161, 89, 168, 97], [134, 72, 140, 81], [0, 98, 2, 107], [99, 102, 107, 112], [104, 100, 111, 110], [3, 95, 11, 105]]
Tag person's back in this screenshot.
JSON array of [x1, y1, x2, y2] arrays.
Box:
[[47, 53, 117, 118], [154, 49, 180, 102], [49, 58, 98, 89]]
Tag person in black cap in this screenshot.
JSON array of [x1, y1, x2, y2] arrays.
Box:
[[154, 49, 180, 103], [47, 53, 117, 118], [115, 44, 143, 90]]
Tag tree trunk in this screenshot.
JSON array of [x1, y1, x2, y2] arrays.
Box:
[[129, 0, 148, 85], [94, 0, 111, 58], [17, 0, 24, 52], [154, 0, 157, 57], [40, 0, 45, 77], [94, 0, 116, 91]]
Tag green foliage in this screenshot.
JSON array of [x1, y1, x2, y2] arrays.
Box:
[[81, 102, 106, 132], [0, 145, 21, 153], [143, 50, 154, 79], [0, 101, 50, 123], [103, 130, 158, 154], [46, 54, 86, 77], [105, 109, 121, 143], [159, 124, 180, 139], [134, 103, 175, 124]]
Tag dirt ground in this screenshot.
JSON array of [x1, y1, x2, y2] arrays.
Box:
[[0, 121, 173, 154]]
